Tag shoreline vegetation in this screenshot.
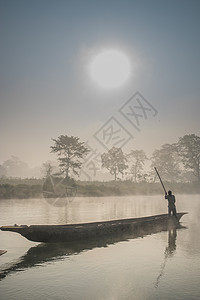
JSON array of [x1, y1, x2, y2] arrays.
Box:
[[0, 178, 199, 199]]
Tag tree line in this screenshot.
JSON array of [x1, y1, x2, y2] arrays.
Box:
[[101, 134, 200, 182], [44, 133, 200, 183], [0, 133, 199, 199], [0, 133, 199, 183]]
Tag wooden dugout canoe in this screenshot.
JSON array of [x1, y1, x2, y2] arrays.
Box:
[[0, 250, 7, 256], [0, 213, 187, 243]]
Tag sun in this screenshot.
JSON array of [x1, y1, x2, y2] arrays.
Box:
[[89, 49, 131, 89]]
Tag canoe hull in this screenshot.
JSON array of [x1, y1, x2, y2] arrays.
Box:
[[1, 213, 187, 243]]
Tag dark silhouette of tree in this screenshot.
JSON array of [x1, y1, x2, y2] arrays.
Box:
[[126, 149, 147, 182], [178, 134, 200, 182], [51, 135, 90, 178], [150, 144, 181, 182], [101, 147, 128, 181]]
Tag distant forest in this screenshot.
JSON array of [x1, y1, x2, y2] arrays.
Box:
[[0, 133, 199, 199], [0, 179, 199, 199]]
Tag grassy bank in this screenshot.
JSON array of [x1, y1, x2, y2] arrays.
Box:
[[0, 178, 199, 199], [0, 183, 42, 199], [76, 181, 200, 197]]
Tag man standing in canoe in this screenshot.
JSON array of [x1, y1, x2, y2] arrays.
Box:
[[165, 190, 177, 219]]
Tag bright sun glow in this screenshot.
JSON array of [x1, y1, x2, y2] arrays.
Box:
[[89, 49, 131, 89]]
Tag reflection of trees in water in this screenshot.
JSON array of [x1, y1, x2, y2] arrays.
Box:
[[155, 226, 186, 288], [181, 200, 200, 256], [42, 175, 77, 207]]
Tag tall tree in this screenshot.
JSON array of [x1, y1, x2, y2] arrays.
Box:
[[126, 149, 147, 182], [150, 144, 181, 182], [51, 135, 90, 178], [178, 134, 200, 182], [101, 147, 128, 180]]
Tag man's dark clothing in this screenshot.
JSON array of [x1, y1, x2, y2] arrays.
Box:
[[165, 194, 177, 217]]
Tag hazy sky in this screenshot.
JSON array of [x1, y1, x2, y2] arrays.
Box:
[[1, 0, 200, 177]]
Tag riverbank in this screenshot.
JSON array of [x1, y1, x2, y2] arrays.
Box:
[[0, 178, 199, 199]]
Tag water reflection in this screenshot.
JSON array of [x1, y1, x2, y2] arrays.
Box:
[[166, 228, 177, 256], [0, 224, 184, 281], [155, 226, 186, 288]]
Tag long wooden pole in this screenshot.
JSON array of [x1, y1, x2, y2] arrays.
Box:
[[154, 167, 167, 194]]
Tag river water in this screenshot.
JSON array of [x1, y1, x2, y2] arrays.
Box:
[[0, 194, 200, 300]]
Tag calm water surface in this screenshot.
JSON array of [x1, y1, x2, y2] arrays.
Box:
[[0, 194, 200, 300]]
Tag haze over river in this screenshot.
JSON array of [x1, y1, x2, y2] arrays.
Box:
[[0, 194, 200, 300]]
